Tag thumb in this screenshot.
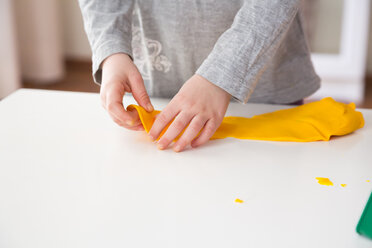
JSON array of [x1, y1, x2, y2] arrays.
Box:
[[126, 107, 142, 125], [129, 72, 154, 112]]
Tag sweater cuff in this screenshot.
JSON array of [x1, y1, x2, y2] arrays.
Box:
[[196, 60, 254, 104]]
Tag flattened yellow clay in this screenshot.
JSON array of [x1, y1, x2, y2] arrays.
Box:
[[235, 198, 244, 203], [341, 184, 347, 187], [127, 97, 364, 142], [367, 180, 370, 183], [316, 177, 334, 186]]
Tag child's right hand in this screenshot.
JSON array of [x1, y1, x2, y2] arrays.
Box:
[[100, 53, 153, 130]]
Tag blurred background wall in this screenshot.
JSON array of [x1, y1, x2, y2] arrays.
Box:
[[14, 0, 64, 82], [60, 0, 91, 60], [1, 0, 372, 106], [0, 0, 21, 97]]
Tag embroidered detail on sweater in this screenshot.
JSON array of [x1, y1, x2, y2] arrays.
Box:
[[132, 25, 171, 80]]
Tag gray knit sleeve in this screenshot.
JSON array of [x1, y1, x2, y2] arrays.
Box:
[[78, 0, 135, 84], [196, 0, 301, 103]]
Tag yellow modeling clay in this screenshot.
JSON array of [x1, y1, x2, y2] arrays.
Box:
[[367, 180, 370, 183], [235, 198, 244, 203], [341, 184, 347, 187], [127, 97, 364, 142], [316, 177, 334, 186]]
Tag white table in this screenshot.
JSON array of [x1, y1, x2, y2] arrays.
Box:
[[0, 89, 371, 248]]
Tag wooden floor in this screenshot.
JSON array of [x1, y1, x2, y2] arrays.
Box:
[[23, 60, 372, 108], [23, 60, 100, 94], [363, 78, 372, 108]]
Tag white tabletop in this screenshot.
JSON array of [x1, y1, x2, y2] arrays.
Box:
[[0, 89, 371, 248]]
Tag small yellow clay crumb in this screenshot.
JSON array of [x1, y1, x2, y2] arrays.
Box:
[[315, 177, 334, 186], [341, 184, 347, 187], [235, 198, 244, 203], [367, 180, 370, 183]]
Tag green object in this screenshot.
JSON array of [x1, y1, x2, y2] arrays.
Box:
[[357, 191, 372, 240]]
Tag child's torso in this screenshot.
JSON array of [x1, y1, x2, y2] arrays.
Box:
[[131, 0, 320, 104]]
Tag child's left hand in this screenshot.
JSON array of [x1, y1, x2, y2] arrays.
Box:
[[149, 74, 231, 152]]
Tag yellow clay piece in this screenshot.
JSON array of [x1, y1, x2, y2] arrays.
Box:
[[235, 198, 244, 204], [316, 177, 334, 186], [367, 180, 370, 183], [127, 97, 364, 142], [341, 184, 347, 187]]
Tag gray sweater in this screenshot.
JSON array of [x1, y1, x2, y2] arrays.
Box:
[[79, 0, 320, 104]]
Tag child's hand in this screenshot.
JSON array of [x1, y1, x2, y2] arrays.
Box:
[[101, 53, 153, 130], [149, 75, 231, 152]]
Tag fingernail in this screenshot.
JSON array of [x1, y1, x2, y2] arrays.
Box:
[[126, 120, 133, 126], [146, 103, 154, 112], [174, 145, 181, 153], [157, 143, 164, 150]]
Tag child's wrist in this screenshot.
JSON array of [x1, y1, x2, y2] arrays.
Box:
[[102, 53, 133, 83], [102, 53, 131, 69]]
